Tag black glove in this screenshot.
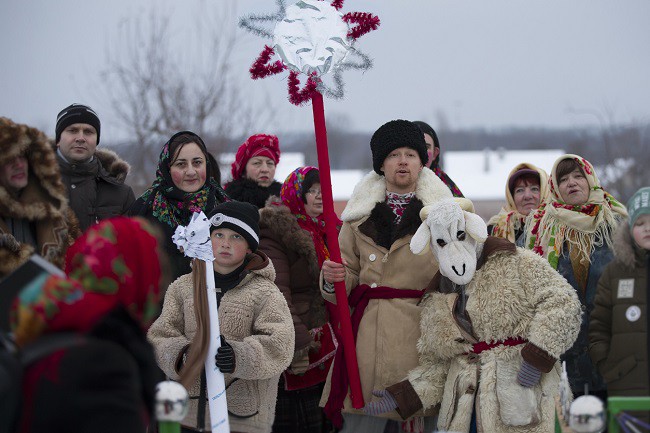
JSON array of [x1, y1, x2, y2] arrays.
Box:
[[215, 335, 235, 374]]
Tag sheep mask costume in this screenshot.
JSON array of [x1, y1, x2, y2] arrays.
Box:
[[364, 198, 582, 433]]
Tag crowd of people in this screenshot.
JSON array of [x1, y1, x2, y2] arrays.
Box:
[[0, 106, 648, 433]]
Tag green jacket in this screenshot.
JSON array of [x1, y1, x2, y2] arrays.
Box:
[[589, 222, 650, 397]]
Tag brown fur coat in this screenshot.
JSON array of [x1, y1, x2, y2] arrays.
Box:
[[0, 117, 80, 277]]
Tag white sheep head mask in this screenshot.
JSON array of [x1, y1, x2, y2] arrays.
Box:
[[410, 199, 488, 285]]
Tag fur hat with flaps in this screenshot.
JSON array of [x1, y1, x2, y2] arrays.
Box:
[[370, 120, 428, 175], [207, 201, 260, 252], [0, 117, 68, 216]]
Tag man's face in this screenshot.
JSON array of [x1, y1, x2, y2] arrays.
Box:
[[0, 155, 29, 194], [57, 123, 98, 162], [380, 147, 423, 194]]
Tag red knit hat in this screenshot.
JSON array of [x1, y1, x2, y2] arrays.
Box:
[[230, 134, 281, 180]]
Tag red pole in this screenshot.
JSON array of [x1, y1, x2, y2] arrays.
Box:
[[311, 91, 364, 409]]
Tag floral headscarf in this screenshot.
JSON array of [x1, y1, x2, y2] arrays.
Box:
[[12, 217, 163, 347], [279, 166, 340, 267], [136, 131, 228, 228], [525, 155, 627, 289], [488, 162, 549, 243]]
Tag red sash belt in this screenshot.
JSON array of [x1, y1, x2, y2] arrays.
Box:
[[471, 336, 527, 354], [324, 284, 425, 427]]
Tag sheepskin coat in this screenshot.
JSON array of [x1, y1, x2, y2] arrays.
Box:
[[590, 222, 650, 398], [57, 148, 135, 232], [147, 253, 294, 433], [320, 168, 452, 420], [0, 117, 80, 278], [389, 238, 581, 433], [258, 198, 327, 353]]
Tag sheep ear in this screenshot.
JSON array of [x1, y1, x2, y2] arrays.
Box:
[[419, 205, 433, 222], [410, 222, 432, 255], [464, 211, 488, 243]]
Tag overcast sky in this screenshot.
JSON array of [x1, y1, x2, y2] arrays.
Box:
[[2, 0, 649, 143]]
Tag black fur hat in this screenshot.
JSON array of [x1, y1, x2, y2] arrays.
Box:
[[370, 120, 427, 175]]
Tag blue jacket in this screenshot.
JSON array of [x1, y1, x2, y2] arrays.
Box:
[[558, 242, 614, 393]]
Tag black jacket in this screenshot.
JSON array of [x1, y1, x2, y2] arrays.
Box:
[[57, 149, 135, 232]]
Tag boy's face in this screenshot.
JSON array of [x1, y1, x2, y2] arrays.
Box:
[[211, 227, 251, 274], [632, 214, 650, 250]]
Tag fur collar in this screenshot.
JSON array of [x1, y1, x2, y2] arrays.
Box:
[[96, 148, 131, 183], [341, 168, 453, 222], [224, 177, 282, 209], [0, 117, 69, 221], [259, 198, 321, 279], [359, 198, 425, 250], [612, 220, 646, 269]]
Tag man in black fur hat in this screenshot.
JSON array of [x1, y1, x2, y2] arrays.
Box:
[[320, 120, 454, 432]]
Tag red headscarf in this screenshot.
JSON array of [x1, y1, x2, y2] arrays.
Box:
[[230, 134, 281, 181], [279, 166, 340, 267], [12, 217, 163, 347]]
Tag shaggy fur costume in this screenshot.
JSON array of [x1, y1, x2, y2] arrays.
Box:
[[388, 239, 582, 433], [0, 117, 80, 277]]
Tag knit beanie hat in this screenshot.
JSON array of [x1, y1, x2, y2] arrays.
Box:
[[230, 134, 281, 181], [55, 103, 101, 144], [370, 120, 427, 175], [627, 186, 650, 229], [208, 201, 260, 252]]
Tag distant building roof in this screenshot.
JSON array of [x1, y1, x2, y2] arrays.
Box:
[[444, 148, 565, 200]]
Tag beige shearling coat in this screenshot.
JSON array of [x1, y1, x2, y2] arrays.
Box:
[[148, 254, 294, 433], [393, 243, 581, 433], [320, 168, 452, 420]]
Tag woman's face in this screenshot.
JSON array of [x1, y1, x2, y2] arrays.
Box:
[[423, 133, 439, 168], [169, 142, 207, 193], [512, 178, 541, 216], [303, 182, 323, 218], [558, 167, 590, 206], [632, 214, 650, 250], [245, 156, 276, 187]]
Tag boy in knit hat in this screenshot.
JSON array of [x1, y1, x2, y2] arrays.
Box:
[[148, 201, 294, 433], [321, 119, 454, 432], [590, 186, 650, 419]]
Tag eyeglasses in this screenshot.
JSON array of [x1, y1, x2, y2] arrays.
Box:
[[306, 189, 322, 196]]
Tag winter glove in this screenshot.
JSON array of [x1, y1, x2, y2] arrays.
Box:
[[215, 335, 235, 374], [0, 233, 21, 253], [363, 389, 398, 416], [517, 360, 542, 387]]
